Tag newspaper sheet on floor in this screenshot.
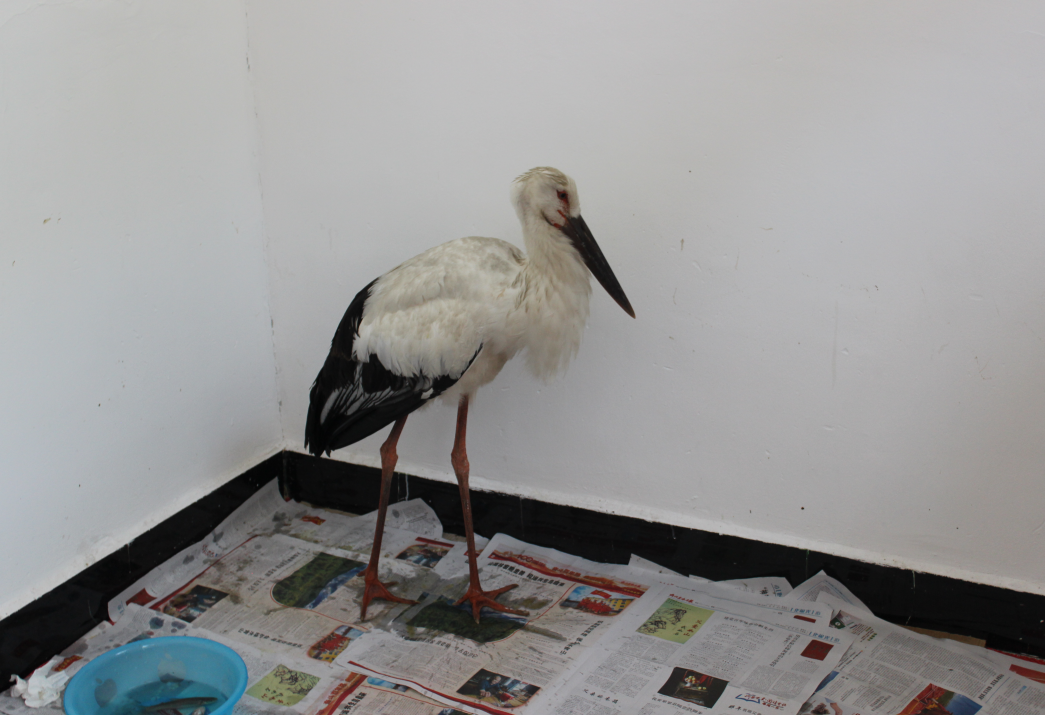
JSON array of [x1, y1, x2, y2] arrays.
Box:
[[9, 480, 1044, 715], [627, 554, 794, 598], [334, 535, 837, 715], [107, 480, 445, 622], [803, 593, 1045, 715], [544, 574, 855, 715], [114, 504, 471, 665], [333, 533, 658, 714]]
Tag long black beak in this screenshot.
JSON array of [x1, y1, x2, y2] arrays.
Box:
[[562, 215, 635, 318]]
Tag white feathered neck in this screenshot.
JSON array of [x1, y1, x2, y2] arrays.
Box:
[[510, 169, 593, 380]]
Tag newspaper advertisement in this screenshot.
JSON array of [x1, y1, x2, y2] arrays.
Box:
[[334, 533, 656, 714], [802, 595, 1045, 715], [548, 578, 855, 715]]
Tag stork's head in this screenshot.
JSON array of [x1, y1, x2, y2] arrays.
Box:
[[511, 166, 581, 226], [512, 167, 635, 318]]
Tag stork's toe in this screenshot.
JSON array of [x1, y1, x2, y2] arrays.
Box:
[[360, 564, 418, 620], [455, 582, 529, 624]]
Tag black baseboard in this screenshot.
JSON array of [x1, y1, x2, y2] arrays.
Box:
[[3, 449, 1042, 687]]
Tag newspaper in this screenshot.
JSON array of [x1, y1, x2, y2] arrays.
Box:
[[146, 529, 477, 664], [308, 673, 473, 715], [629, 554, 685, 577], [335, 538, 833, 715], [981, 649, 1045, 687], [6, 477, 1044, 715], [710, 577, 793, 599], [108, 480, 294, 621], [108, 479, 442, 621], [628, 556, 793, 599], [800, 594, 1045, 715], [334, 533, 657, 714], [547, 576, 855, 715], [790, 571, 871, 613], [638, 577, 832, 634], [627, 555, 795, 600]]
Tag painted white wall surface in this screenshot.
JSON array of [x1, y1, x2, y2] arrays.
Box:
[[0, 0, 281, 619], [250, 2, 1045, 593]]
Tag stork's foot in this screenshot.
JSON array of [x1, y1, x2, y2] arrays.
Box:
[[360, 564, 418, 621], [456, 582, 529, 624]]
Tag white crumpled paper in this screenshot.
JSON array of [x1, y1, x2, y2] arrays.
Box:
[[9, 657, 69, 708]]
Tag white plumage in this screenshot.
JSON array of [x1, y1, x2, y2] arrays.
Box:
[[354, 237, 527, 393], [305, 167, 633, 622]]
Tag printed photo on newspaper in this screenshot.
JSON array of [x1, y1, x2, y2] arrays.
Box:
[[548, 578, 856, 715]]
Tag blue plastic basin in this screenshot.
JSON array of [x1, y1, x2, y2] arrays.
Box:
[[64, 636, 248, 715]]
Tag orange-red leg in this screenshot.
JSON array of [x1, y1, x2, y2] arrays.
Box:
[[359, 415, 419, 620], [451, 396, 529, 623]]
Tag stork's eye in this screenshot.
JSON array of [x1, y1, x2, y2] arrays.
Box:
[[557, 190, 568, 201]]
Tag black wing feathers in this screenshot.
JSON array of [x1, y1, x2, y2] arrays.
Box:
[[304, 278, 476, 456]]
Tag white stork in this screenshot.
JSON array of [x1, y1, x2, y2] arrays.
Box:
[[305, 167, 634, 622]]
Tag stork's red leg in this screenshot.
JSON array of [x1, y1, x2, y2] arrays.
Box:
[[359, 415, 418, 620], [451, 396, 529, 624]]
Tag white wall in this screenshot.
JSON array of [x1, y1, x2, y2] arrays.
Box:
[[250, 2, 1045, 593], [0, 0, 282, 619], [4, 0, 1042, 622]]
